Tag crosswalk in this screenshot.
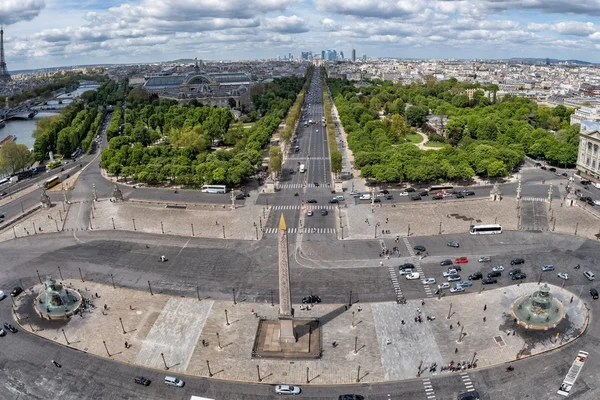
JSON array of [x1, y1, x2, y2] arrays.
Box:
[[460, 372, 476, 393], [403, 238, 433, 297], [278, 183, 329, 189], [403, 238, 416, 257], [422, 377, 436, 400], [269, 205, 337, 210], [387, 265, 405, 304], [263, 227, 336, 234], [520, 196, 549, 203]]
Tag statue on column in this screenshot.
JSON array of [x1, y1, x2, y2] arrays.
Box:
[[40, 189, 53, 208], [490, 183, 502, 201], [112, 185, 124, 202]]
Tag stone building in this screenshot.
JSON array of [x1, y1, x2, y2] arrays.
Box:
[[576, 120, 600, 180]]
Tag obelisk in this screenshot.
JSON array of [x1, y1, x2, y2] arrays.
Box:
[[278, 214, 295, 343]]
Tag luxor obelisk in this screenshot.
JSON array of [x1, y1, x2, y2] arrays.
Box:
[[278, 214, 296, 343]]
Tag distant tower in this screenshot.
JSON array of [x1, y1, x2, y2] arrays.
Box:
[[0, 26, 11, 82], [352, 49, 356, 62]]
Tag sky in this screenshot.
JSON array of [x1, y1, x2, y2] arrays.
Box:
[[3, 0, 600, 71]]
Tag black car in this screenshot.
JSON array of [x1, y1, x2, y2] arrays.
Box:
[[313, 182, 320, 187], [464, 191, 475, 196], [591, 288, 599, 300], [306, 199, 318, 204], [548, 167, 556, 172], [482, 278, 498, 285], [411, 195, 422, 201], [457, 391, 480, 400], [510, 258, 524, 265], [511, 272, 527, 280], [455, 192, 464, 198], [440, 259, 453, 266], [329, 199, 338, 204], [134, 376, 151, 386], [469, 272, 483, 280], [339, 395, 365, 400], [302, 295, 321, 304], [385, 195, 393, 200], [235, 194, 245, 200], [414, 245, 426, 252], [10, 287, 23, 297], [405, 187, 416, 192], [432, 196, 443, 200], [487, 271, 501, 278], [399, 263, 415, 270], [373, 198, 381, 203], [540, 166, 547, 170], [581, 180, 591, 185], [3, 323, 17, 333], [561, 172, 568, 177], [419, 191, 429, 196], [379, 189, 390, 194], [509, 269, 522, 276]]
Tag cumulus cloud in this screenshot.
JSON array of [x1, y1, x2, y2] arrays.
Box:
[[264, 15, 308, 33], [0, 0, 45, 25], [321, 18, 339, 32]]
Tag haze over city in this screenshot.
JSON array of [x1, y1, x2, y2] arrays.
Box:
[[3, 0, 600, 70]]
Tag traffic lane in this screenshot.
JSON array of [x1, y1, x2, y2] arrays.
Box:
[[0, 190, 64, 221]]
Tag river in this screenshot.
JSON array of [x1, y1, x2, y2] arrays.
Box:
[[0, 84, 101, 150]]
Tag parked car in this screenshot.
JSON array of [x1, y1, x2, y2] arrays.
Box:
[[541, 265, 554, 271], [422, 278, 436, 285], [464, 191, 475, 196], [339, 395, 365, 400], [591, 288, 599, 300], [548, 167, 557, 172], [302, 295, 321, 304], [487, 271, 502, 278], [10, 287, 23, 297], [438, 282, 450, 290], [275, 385, 301, 395], [399, 263, 415, 269], [482, 278, 498, 285], [447, 275, 461, 282], [558, 272, 569, 280], [511, 272, 527, 280], [478, 256, 491, 263], [406, 272, 421, 280], [455, 257, 469, 263], [468, 272, 483, 280], [508, 268, 522, 276], [399, 268, 415, 275], [3, 323, 17, 333], [411, 195, 422, 201], [134, 376, 151, 386], [584, 271, 595, 281], [450, 286, 465, 293], [0, 328, 5, 337], [443, 269, 459, 277], [510, 258, 525, 265], [457, 391, 480, 400], [440, 259, 453, 266], [447, 241, 460, 248], [581, 180, 591, 185], [414, 245, 426, 252], [456, 280, 473, 287], [492, 265, 504, 272], [306, 199, 317, 204], [454, 192, 464, 199]]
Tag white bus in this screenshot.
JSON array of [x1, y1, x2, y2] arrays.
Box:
[[299, 164, 306, 173], [470, 224, 502, 235], [201, 185, 226, 194], [428, 184, 454, 192]]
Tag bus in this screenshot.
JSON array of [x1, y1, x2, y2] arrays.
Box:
[[428, 184, 454, 192], [470, 224, 502, 235], [201, 185, 226, 194], [299, 164, 305, 173], [44, 176, 61, 190]]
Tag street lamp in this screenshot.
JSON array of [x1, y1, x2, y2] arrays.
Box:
[[374, 222, 380, 238]]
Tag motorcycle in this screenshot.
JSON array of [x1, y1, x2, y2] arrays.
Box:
[[575, 264, 581, 269], [51, 360, 62, 368], [506, 365, 514, 372], [294, 193, 299, 197]]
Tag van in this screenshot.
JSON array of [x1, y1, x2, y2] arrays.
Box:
[[164, 376, 184, 387], [584, 271, 595, 281], [359, 194, 371, 200]]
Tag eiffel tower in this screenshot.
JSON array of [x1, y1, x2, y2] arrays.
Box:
[[0, 26, 11, 82]]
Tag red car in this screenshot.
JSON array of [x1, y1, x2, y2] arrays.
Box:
[[455, 257, 469, 263]]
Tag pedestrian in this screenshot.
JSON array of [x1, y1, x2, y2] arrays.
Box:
[[380, 261, 383, 267], [457, 321, 460, 326], [414, 316, 418, 323], [450, 324, 453, 329], [455, 348, 458, 354], [401, 320, 405, 325], [421, 300, 425, 306], [125, 341, 128, 349], [484, 304, 487, 311], [483, 317, 486, 322]]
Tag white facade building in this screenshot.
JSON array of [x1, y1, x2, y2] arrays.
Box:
[[577, 120, 600, 179]]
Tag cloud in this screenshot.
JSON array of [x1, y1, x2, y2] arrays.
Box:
[[0, 0, 45, 25], [264, 15, 308, 33], [321, 18, 339, 32]]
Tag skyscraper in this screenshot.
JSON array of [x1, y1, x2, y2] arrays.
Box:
[[340, 51, 344, 60], [352, 49, 356, 62], [321, 50, 326, 60], [0, 26, 11, 82]]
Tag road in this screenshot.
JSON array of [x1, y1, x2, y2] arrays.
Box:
[[1, 230, 600, 399]]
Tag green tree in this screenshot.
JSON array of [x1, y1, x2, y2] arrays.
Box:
[[0, 141, 33, 174], [389, 114, 407, 139], [405, 105, 428, 127], [330, 150, 343, 174], [269, 146, 283, 177]]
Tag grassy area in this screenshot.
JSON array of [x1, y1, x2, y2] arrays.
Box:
[[424, 141, 447, 148], [406, 134, 423, 144]]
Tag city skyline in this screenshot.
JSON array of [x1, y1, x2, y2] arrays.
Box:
[[3, 0, 600, 70]]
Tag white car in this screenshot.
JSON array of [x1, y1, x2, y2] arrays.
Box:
[[275, 385, 301, 395], [443, 269, 458, 277], [442, 192, 453, 198], [406, 272, 421, 280], [422, 278, 436, 285], [350, 191, 361, 197], [399, 268, 414, 275], [438, 282, 450, 290], [450, 286, 465, 293], [478, 256, 491, 263], [398, 191, 409, 196], [558, 272, 569, 280], [359, 194, 371, 200], [595, 200, 600, 206], [492, 265, 505, 272]]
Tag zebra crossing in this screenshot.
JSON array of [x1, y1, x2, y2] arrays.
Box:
[[403, 238, 434, 297], [460, 372, 476, 393], [422, 377, 436, 400], [278, 183, 328, 189], [387, 265, 405, 304], [269, 205, 337, 210], [521, 196, 549, 203], [263, 227, 336, 234], [403, 238, 416, 257]]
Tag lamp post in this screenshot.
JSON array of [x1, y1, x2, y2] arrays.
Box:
[[516, 179, 522, 201], [375, 222, 380, 238]]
